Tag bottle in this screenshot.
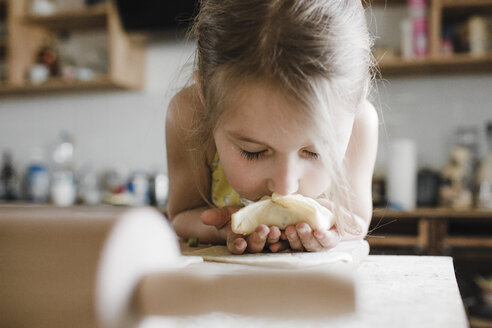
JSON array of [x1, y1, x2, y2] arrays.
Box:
[[468, 16, 487, 57], [128, 170, 150, 206], [50, 131, 77, 206], [408, 0, 429, 57], [79, 165, 102, 205], [417, 168, 441, 207], [0, 150, 20, 201], [150, 171, 169, 207], [477, 122, 492, 209], [26, 148, 50, 203]]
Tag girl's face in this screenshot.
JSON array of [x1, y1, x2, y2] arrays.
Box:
[[213, 82, 354, 201]]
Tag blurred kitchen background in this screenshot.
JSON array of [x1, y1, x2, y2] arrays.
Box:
[[0, 0, 492, 325]]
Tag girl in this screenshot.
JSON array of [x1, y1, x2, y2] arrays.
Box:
[[166, 0, 378, 254]]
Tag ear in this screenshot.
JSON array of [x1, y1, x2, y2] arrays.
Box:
[[193, 70, 205, 105]]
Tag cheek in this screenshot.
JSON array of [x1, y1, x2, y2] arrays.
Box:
[[300, 163, 332, 197], [219, 153, 265, 196]]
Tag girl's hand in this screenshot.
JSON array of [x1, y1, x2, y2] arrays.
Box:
[[201, 208, 287, 254], [284, 223, 341, 252], [201, 207, 245, 254], [281, 197, 341, 252]]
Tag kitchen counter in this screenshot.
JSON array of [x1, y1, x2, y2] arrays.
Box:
[[0, 204, 469, 327], [139, 254, 468, 328]]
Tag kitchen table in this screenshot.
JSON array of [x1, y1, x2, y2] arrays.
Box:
[[138, 252, 468, 328], [0, 205, 468, 328]]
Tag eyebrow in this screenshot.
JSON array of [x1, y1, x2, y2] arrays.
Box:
[[225, 130, 318, 153], [225, 130, 271, 147]]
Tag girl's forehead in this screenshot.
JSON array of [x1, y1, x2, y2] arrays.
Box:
[[216, 80, 355, 152], [218, 83, 325, 147], [223, 83, 310, 127]]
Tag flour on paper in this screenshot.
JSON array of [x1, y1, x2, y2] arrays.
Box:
[[183, 240, 369, 269]]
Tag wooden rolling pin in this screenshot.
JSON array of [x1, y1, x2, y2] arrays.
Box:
[[0, 206, 354, 328]]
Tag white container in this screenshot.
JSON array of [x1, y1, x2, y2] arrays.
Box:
[[51, 171, 77, 206], [29, 64, 50, 84], [469, 16, 487, 56], [30, 0, 57, 16], [400, 18, 414, 59], [387, 139, 417, 211]]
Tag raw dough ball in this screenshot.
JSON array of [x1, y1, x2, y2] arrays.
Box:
[[231, 193, 334, 235]]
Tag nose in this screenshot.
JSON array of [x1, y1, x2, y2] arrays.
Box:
[[267, 156, 300, 196]]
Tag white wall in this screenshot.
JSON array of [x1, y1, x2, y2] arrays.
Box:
[[0, 35, 491, 180], [0, 38, 195, 176], [375, 74, 492, 175]]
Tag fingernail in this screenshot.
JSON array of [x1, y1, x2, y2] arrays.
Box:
[[297, 224, 309, 233], [235, 239, 245, 249]]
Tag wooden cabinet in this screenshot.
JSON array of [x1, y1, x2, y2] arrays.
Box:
[[0, 0, 144, 95], [370, 0, 492, 76], [368, 208, 492, 256], [0, 0, 7, 83]]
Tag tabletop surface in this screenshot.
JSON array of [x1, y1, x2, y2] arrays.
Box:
[[137, 254, 468, 328]]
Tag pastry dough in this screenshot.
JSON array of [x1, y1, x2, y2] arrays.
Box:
[[231, 193, 334, 235], [182, 240, 369, 269]]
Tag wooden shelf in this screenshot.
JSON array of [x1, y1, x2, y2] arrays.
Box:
[[0, 38, 6, 53], [23, 4, 108, 30], [379, 53, 492, 75], [470, 315, 492, 328], [443, 236, 492, 248], [441, 0, 492, 8], [372, 0, 492, 76], [0, 0, 144, 95], [0, 75, 136, 95], [374, 207, 492, 219], [369, 207, 492, 257], [368, 0, 407, 6], [366, 235, 421, 247]]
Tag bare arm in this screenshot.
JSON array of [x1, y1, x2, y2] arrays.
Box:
[[166, 87, 222, 243], [343, 100, 379, 237]]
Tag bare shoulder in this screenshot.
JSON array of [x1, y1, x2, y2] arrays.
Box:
[[354, 100, 378, 132], [166, 85, 198, 134], [346, 99, 379, 167]]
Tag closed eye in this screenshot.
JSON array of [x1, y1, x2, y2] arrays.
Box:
[[240, 149, 267, 161], [303, 150, 320, 160]]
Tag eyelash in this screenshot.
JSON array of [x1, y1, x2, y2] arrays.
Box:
[[239, 149, 320, 161], [240, 149, 266, 160], [304, 150, 320, 160]]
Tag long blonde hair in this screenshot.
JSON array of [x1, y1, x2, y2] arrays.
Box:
[[187, 0, 375, 235]]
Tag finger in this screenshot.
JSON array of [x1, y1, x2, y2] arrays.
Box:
[[201, 207, 240, 229], [285, 225, 303, 251], [280, 231, 287, 240], [296, 222, 322, 252], [314, 227, 341, 249], [267, 226, 281, 244], [227, 236, 247, 254], [246, 224, 269, 253], [269, 240, 289, 253]]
